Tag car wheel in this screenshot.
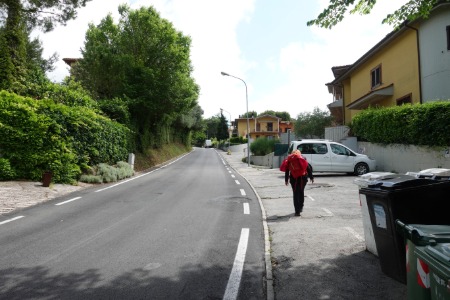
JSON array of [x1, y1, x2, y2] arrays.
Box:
[[354, 163, 369, 175]]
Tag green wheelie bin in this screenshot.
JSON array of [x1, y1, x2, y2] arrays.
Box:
[[415, 241, 450, 300], [396, 221, 450, 300]]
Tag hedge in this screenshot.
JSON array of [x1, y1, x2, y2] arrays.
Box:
[[0, 90, 131, 183], [349, 101, 450, 147]]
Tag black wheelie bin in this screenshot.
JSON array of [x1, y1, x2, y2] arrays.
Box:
[[359, 174, 450, 284]]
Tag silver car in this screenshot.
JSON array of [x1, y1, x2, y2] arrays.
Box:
[[288, 139, 376, 175]]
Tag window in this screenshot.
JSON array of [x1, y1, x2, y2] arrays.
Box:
[[397, 94, 412, 106], [331, 144, 351, 155], [298, 143, 314, 154], [267, 122, 273, 131], [447, 26, 450, 51], [371, 65, 382, 89]]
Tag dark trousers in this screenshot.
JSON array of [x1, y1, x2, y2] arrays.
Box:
[[290, 177, 306, 214]]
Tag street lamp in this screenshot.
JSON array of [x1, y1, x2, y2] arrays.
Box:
[[220, 71, 250, 166], [220, 108, 232, 150]]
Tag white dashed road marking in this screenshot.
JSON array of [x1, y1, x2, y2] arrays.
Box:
[[345, 227, 364, 242], [235, 180, 240, 185], [0, 216, 24, 226], [306, 195, 315, 201], [243, 203, 250, 215], [240, 189, 246, 196], [321, 208, 334, 216], [223, 228, 249, 300], [55, 197, 82, 206]]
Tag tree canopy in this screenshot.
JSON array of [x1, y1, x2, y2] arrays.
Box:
[[0, 0, 92, 32], [260, 110, 291, 121], [0, 0, 88, 93], [307, 0, 450, 29], [72, 5, 200, 151], [294, 107, 334, 139]]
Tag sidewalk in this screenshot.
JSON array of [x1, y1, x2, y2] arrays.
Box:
[[219, 150, 407, 300]]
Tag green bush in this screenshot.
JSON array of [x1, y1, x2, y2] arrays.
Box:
[[0, 90, 131, 183], [0, 158, 16, 180], [79, 174, 103, 184], [116, 161, 134, 180], [250, 138, 280, 156], [350, 101, 450, 146], [80, 161, 133, 183], [230, 136, 248, 145]]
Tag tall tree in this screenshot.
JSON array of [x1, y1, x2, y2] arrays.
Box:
[[217, 113, 229, 141], [0, 0, 92, 32], [0, 0, 90, 91], [307, 0, 449, 29], [72, 5, 199, 150], [294, 107, 334, 139], [204, 115, 220, 139]]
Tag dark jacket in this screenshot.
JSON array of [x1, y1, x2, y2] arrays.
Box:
[[285, 160, 314, 184]]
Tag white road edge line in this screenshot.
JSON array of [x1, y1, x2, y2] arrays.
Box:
[[240, 189, 246, 196], [223, 228, 250, 300], [345, 227, 364, 242], [55, 197, 82, 206], [0, 216, 24, 226], [243, 203, 250, 215], [95, 151, 191, 193], [235, 180, 240, 185]]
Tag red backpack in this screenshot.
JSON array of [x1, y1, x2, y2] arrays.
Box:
[[287, 153, 308, 179]]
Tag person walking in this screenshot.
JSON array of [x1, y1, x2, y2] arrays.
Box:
[[285, 150, 314, 216]]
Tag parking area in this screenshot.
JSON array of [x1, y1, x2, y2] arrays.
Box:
[[221, 150, 407, 300]]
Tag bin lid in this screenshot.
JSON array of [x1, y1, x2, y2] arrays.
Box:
[[396, 221, 450, 246], [353, 172, 396, 187], [406, 168, 450, 180], [364, 174, 438, 190], [425, 243, 450, 267]]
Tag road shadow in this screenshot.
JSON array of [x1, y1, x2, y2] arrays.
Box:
[[0, 263, 264, 300], [272, 249, 406, 300]]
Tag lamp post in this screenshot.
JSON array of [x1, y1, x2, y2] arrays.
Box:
[[220, 108, 232, 150], [221, 71, 250, 166]]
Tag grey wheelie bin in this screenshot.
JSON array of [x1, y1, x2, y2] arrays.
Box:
[[359, 175, 450, 284], [354, 172, 395, 256]]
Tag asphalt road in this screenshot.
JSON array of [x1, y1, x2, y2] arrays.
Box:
[[0, 148, 265, 299]]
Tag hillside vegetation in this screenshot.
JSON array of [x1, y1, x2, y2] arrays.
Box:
[[0, 5, 202, 183]]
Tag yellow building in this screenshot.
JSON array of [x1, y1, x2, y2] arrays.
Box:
[[235, 114, 293, 140], [327, 3, 450, 124], [327, 27, 420, 125]]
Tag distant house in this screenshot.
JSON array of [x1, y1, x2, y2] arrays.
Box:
[[326, 3, 450, 125], [62, 58, 79, 68], [234, 114, 294, 140]]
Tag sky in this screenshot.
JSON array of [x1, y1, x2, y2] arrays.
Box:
[[38, 0, 409, 121]]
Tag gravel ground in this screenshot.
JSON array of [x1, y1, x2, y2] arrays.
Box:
[[0, 181, 93, 215]]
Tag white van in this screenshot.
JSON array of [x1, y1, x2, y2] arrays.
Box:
[[204, 139, 212, 148], [288, 139, 376, 175]]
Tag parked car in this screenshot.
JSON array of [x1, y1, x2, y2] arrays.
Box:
[[288, 139, 376, 175]]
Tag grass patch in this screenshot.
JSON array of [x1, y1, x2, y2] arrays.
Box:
[[134, 143, 192, 172]]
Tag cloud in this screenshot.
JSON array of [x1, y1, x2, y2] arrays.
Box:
[[253, 0, 407, 118]]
